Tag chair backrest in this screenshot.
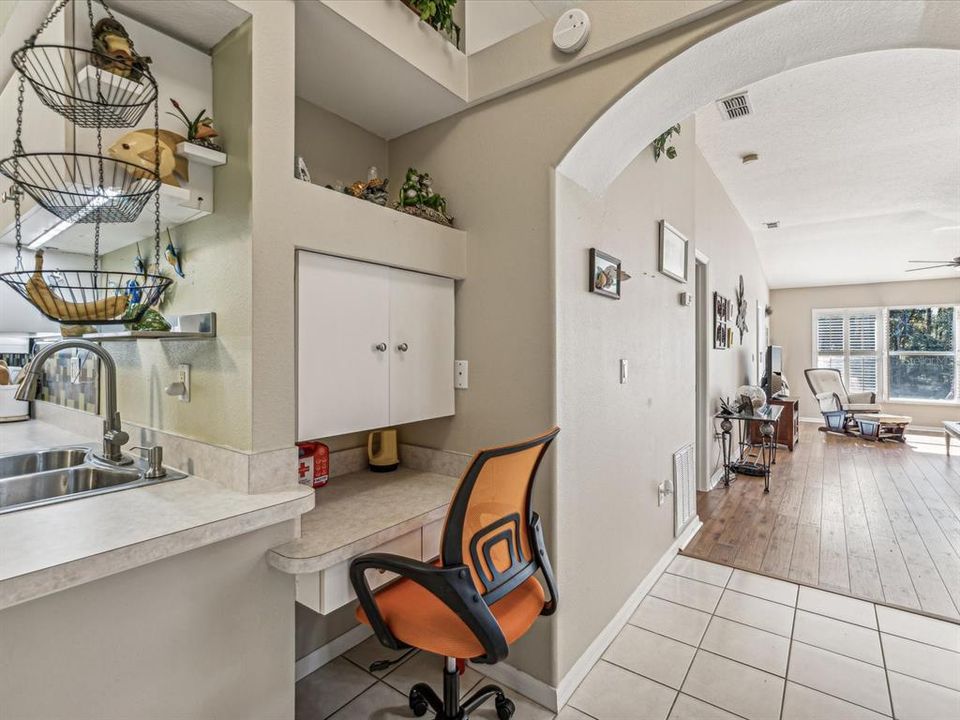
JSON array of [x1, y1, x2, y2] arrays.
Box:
[[441, 427, 559, 606], [804, 368, 849, 407]]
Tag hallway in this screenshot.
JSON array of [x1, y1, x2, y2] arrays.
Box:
[[684, 424, 960, 621]]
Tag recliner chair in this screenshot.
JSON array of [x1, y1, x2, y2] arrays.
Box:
[[350, 427, 560, 720], [804, 368, 881, 435]]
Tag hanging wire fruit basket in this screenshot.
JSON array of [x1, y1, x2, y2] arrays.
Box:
[[12, 44, 157, 128], [0, 251, 172, 325], [0, 0, 172, 326], [0, 152, 159, 223]]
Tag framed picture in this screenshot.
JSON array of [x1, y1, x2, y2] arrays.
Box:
[[296, 155, 311, 183], [589, 248, 621, 299], [659, 220, 689, 283]]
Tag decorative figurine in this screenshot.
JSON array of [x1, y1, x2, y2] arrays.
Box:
[[328, 166, 390, 206], [125, 278, 142, 304], [165, 241, 184, 278], [133, 242, 146, 277], [109, 128, 189, 186], [92, 17, 152, 82], [395, 167, 453, 226], [168, 98, 223, 152]]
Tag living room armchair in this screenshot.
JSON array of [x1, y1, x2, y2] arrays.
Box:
[[804, 368, 882, 434]]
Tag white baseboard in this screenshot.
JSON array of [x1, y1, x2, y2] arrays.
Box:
[[295, 624, 372, 681], [799, 416, 822, 424], [473, 517, 703, 712]]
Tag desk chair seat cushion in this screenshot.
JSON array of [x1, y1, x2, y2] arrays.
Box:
[[356, 573, 545, 659]]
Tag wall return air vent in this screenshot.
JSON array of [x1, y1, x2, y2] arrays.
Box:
[[717, 91, 752, 120]]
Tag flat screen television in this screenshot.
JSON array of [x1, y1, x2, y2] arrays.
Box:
[[763, 345, 784, 399]]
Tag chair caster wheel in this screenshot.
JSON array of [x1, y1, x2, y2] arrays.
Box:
[[495, 696, 515, 720], [408, 688, 429, 717]]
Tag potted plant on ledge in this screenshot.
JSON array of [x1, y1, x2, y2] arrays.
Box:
[[402, 0, 461, 49]]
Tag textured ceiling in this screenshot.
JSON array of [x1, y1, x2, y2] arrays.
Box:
[[695, 49, 960, 288]]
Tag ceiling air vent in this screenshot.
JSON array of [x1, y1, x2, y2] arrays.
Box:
[[717, 91, 752, 120]]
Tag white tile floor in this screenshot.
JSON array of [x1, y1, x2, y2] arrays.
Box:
[[296, 556, 960, 719]]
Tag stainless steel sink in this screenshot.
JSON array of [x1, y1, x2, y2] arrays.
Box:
[[0, 446, 186, 514], [0, 447, 90, 479]]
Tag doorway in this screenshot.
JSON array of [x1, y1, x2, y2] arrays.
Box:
[[694, 251, 710, 491]]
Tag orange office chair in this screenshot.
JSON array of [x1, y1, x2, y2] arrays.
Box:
[[350, 427, 560, 720]]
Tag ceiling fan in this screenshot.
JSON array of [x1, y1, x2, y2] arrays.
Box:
[[907, 256, 960, 272]]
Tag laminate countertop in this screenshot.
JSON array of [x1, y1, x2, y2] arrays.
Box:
[[267, 467, 459, 575], [0, 420, 314, 610]]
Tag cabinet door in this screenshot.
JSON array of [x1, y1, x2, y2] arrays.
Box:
[[389, 268, 455, 426], [297, 252, 390, 440]]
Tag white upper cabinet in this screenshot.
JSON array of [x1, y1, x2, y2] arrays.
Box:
[[298, 252, 391, 439], [297, 252, 455, 441], [389, 266, 455, 426]]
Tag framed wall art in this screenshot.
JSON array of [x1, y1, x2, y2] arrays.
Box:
[[659, 220, 689, 283], [589, 248, 621, 299]]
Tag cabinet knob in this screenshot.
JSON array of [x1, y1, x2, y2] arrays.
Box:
[[397, 343, 409, 352], [375, 342, 387, 352]]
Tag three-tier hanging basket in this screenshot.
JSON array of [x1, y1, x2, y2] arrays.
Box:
[[0, 0, 172, 326]]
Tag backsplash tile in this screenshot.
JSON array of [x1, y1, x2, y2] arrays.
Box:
[[38, 347, 99, 413]]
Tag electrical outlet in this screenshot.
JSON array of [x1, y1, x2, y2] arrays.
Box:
[[454, 360, 468, 389]]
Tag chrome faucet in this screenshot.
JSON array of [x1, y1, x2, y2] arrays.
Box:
[[16, 339, 132, 465]]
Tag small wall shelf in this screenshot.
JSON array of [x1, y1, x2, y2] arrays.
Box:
[[177, 142, 226, 167], [84, 312, 217, 341]]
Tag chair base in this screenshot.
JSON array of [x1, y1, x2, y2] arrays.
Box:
[[408, 661, 515, 720]]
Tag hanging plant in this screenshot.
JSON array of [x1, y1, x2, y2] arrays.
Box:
[[404, 0, 461, 48], [652, 124, 681, 162]]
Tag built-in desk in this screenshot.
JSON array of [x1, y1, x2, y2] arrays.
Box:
[[267, 467, 459, 614]]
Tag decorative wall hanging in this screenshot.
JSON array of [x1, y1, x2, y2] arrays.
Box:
[[659, 220, 688, 283], [735, 274, 749, 341], [589, 248, 621, 299], [0, 0, 171, 325], [714, 291, 732, 349]]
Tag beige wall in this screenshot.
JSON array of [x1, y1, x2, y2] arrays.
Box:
[[694, 150, 770, 480], [103, 21, 254, 451], [0, 521, 297, 720], [771, 278, 960, 429], [295, 97, 388, 189]]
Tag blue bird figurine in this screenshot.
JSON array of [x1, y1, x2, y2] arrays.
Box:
[[133, 242, 146, 277], [126, 278, 142, 304], [165, 241, 184, 278]]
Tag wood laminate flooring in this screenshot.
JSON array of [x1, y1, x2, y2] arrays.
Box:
[[684, 423, 960, 622]]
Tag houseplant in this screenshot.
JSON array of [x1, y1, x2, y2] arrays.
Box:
[[403, 0, 461, 48], [652, 124, 681, 161]]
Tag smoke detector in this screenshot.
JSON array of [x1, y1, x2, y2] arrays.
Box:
[[717, 91, 753, 120], [763, 221, 780, 229], [552, 9, 590, 54]]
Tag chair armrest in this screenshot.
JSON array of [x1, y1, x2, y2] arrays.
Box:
[[531, 512, 558, 616], [349, 553, 509, 663], [847, 391, 876, 404]]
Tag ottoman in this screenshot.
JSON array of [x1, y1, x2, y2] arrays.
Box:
[[857, 414, 911, 442]]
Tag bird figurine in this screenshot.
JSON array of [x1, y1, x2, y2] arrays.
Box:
[[165, 241, 184, 278], [133, 243, 146, 277], [125, 278, 142, 305]]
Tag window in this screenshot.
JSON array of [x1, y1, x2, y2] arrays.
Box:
[[813, 305, 960, 404], [814, 310, 880, 394], [887, 307, 957, 401]]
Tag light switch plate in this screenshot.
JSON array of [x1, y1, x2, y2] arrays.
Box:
[[454, 360, 468, 389], [177, 363, 190, 402]]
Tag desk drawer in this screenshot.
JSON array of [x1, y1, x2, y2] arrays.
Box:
[[296, 529, 422, 615]]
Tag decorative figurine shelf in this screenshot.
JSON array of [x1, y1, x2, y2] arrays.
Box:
[[176, 142, 226, 167], [84, 312, 217, 341]]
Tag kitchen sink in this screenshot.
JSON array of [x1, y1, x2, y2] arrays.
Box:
[[0, 447, 90, 479], [0, 446, 186, 514]]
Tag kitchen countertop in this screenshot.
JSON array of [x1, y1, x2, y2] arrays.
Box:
[[0, 420, 314, 610], [267, 467, 459, 574]]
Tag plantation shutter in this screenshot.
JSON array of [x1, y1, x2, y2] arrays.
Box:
[[816, 314, 844, 371], [848, 313, 879, 392]]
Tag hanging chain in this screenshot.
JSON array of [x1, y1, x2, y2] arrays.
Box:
[[11, 74, 26, 271], [25, 0, 71, 45], [153, 95, 161, 272], [87, 0, 103, 280]]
